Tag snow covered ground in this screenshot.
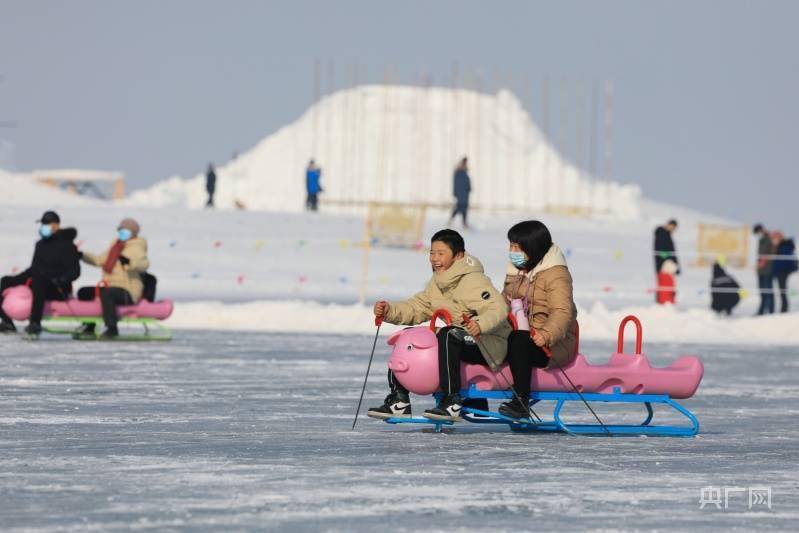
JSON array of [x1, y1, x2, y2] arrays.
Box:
[[0, 332, 796, 530]]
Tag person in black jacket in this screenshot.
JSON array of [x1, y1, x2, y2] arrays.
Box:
[[448, 157, 472, 229], [710, 261, 741, 315], [206, 163, 216, 208], [0, 211, 81, 336], [653, 219, 679, 303]]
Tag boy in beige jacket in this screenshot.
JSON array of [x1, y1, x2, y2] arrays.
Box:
[[367, 229, 511, 422]]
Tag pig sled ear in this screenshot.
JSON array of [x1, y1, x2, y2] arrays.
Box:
[[387, 330, 403, 346], [387, 327, 434, 347]]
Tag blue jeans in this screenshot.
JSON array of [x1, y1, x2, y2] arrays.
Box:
[[757, 274, 775, 315]]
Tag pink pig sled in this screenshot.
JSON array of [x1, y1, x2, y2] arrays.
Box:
[[381, 310, 703, 436], [1, 284, 174, 341]]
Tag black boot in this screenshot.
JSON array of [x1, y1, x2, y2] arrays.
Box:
[[100, 327, 119, 339], [24, 322, 42, 339], [499, 396, 532, 420], [0, 320, 17, 334], [367, 391, 412, 419]]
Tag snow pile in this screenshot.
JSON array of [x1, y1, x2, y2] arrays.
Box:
[[167, 298, 799, 346], [129, 86, 641, 218]]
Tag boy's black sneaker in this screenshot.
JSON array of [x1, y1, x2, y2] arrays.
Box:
[[423, 394, 463, 422], [100, 327, 119, 339], [0, 321, 17, 334], [367, 393, 412, 419], [498, 396, 532, 420]]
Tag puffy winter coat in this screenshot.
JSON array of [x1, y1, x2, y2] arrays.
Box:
[[653, 226, 679, 274], [306, 167, 322, 194], [502, 244, 578, 368], [710, 263, 740, 313], [30, 227, 81, 288], [82, 237, 150, 302], [772, 239, 797, 275], [385, 254, 512, 369]]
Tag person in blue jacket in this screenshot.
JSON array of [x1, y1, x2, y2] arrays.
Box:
[[771, 231, 797, 313], [305, 159, 322, 211], [448, 157, 472, 229]]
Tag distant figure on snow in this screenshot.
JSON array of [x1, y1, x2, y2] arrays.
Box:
[[206, 163, 216, 208], [710, 260, 740, 315], [305, 159, 322, 211], [770, 230, 797, 313], [753, 223, 775, 315], [449, 157, 472, 229], [653, 219, 679, 305]]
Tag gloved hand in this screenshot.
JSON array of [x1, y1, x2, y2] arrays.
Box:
[[119, 255, 130, 266], [77, 251, 84, 259]]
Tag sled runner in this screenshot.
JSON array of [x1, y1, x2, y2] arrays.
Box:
[[1, 285, 174, 341], [382, 311, 703, 436]]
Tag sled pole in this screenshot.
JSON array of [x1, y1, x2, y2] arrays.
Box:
[[463, 314, 542, 423], [532, 327, 611, 435], [352, 316, 383, 430]]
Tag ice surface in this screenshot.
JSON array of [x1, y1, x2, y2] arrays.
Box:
[[0, 332, 796, 531]]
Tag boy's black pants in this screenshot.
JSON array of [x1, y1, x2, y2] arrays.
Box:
[[388, 325, 487, 398]]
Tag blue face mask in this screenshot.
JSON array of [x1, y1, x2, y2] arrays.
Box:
[[39, 224, 53, 238], [118, 228, 133, 242], [509, 251, 527, 269]]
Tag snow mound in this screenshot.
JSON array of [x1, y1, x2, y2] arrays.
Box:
[[129, 85, 641, 218]]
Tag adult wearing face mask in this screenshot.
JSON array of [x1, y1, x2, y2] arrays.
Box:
[[0, 211, 81, 336], [499, 220, 578, 419], [80, 218, 149, 338]]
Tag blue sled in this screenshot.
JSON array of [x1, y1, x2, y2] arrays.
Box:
[[385, 384, 699, 437]]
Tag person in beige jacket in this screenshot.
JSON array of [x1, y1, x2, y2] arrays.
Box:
[[367, 229, 511, 422], [80, 218, 149, 338], [499, 220, 578, 419]]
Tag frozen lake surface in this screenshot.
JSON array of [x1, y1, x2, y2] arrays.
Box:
[[1, 331, 797, 531]]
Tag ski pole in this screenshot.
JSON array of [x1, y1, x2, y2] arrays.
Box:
[[351, 314, 383, 430], [462, 314, 542, 423], [532, 328, 611, 435]]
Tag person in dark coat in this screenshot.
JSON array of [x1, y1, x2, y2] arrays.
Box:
[[771, 231, 797, 313], [449, 157, 472, 229], [710, 261, 740, 315], [305, 159, 322, 211], [0, 211, 81, 336], [206, 163, 216, 207], [653, 219, 679, 303], [753, 223, 775, 315]]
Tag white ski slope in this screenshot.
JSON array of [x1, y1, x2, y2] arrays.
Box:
[[127, 85, 641, 218]]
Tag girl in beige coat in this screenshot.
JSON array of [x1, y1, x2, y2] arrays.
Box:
[[499, 220, 578, 419], [367, 229, 511, 422]]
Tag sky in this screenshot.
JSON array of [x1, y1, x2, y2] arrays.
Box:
[[0, 0, 797, 232]]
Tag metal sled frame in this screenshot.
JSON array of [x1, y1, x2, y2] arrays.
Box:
[[385, 384, 699, 437], [42, 315, 172, 341]]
